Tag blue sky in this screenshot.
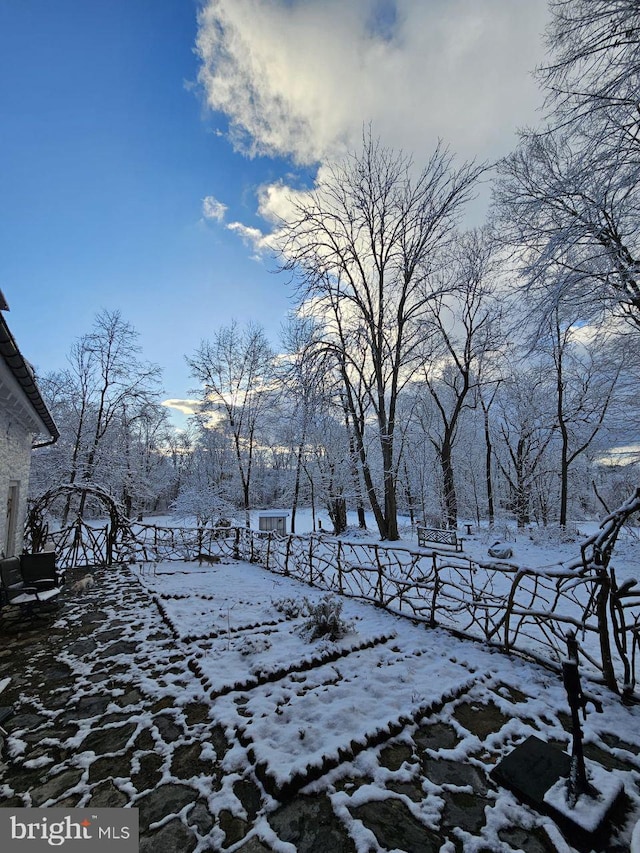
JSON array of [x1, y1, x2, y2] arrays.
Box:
[[0, 0, 549, 426]]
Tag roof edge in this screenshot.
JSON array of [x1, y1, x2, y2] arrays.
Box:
[[0, 310, 59, 444]]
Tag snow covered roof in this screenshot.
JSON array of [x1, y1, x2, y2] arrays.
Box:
[[258, 510, 290, 517]]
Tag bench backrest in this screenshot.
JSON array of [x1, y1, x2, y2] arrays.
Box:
[[20, 552, 57, 583], [418, 527, 457, 545], [0, 557, 23, 590]]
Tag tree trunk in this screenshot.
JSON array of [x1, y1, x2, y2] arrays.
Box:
[[440, 439, 458, 530], [384, 479, 399, 539], [290, 440, 305, 534], [329, 497, 347, 534], [351, 413, 387, 537], [482, 401, 495, 526], [403, 462, 415, 526], [61, 470, 77, 527], [559, 419, 569, 528], [515, 438, 530, 528], [77, 443, 99, 519], [346, 414, 367, 529], [381, 435, 399, 540]]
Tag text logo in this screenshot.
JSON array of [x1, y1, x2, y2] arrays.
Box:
[[0, 808, 138, 851]]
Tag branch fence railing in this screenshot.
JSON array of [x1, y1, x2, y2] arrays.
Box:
[[33, 503, 640, 698]]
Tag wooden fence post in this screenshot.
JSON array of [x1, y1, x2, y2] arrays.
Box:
[[105, 524, 112, 566], [503, 570, 524, 652], [429, 554, 439, 627], [233, 527, 240, 560], [284, 535, 291, 576], [595, 568, 619, 693], [374, 544, 383, 605]]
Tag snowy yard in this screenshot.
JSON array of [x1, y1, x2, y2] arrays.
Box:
[[125, 508, 640, 697], [130, 554, 640, 849], [137, 560, 482, 796], [8, 514, 640, 850]]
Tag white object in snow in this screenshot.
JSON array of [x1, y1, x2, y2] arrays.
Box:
[[488, 541, 513, 559]]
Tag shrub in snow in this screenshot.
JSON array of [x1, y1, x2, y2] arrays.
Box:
[[336, 525, 370, 540], [528, 524, 581, 546], [236, 635, 271, 656], [272, 597, 308, 619], [479, 522, 514, 543], [299, 595, 353, 641]]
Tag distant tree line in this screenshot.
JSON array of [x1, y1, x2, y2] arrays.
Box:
[[30, 298, 636, 539]]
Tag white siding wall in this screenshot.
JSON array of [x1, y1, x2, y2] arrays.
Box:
[[258, 515, 287, 534], [0, 405, 33, 556]]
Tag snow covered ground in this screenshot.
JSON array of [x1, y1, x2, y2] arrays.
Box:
[[138, 508, 640, 690], [131, 555, 640, 848]]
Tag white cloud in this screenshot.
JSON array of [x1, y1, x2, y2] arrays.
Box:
[[162, 398, 202, 416], [196, 0, 549, 167], [162, 398, 228, 428], [202, 195, 228, 222], [226, 221, 274, 255]]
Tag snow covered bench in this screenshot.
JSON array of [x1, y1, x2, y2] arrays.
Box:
[[0, 555, 64, 615], [417, 526, 464, 552]]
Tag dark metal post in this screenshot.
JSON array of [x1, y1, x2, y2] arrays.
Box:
[[562, 630, 602, 806]]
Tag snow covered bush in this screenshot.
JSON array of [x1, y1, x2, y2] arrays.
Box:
[[528, 524, 581, 546], [272, 597, 308, 619], [299, 595, 353, 641], [236, 635, 271, 656]]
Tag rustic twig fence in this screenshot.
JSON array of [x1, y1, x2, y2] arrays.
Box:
[[28, 490, 640, 698]]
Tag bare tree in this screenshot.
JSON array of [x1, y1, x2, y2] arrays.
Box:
[[116, 401, 174, 518], [279, 133, 482, 540], [33, 311, 163, 522], [418, 230, 502, 529], [494, 365, 558, 528], [279, 315, 334, 533], [187, 321, 274, 526], [74, 311, 162, 518], [494, 131, 640, 329], [537, 301, 623, 526], [540, 0, 640, 131], [478, 380, 501, 527], [495, 0, 640, 330], [305, 409, 352, 534]]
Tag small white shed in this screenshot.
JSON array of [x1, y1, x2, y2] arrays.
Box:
[[258, 510, 289, 535]]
